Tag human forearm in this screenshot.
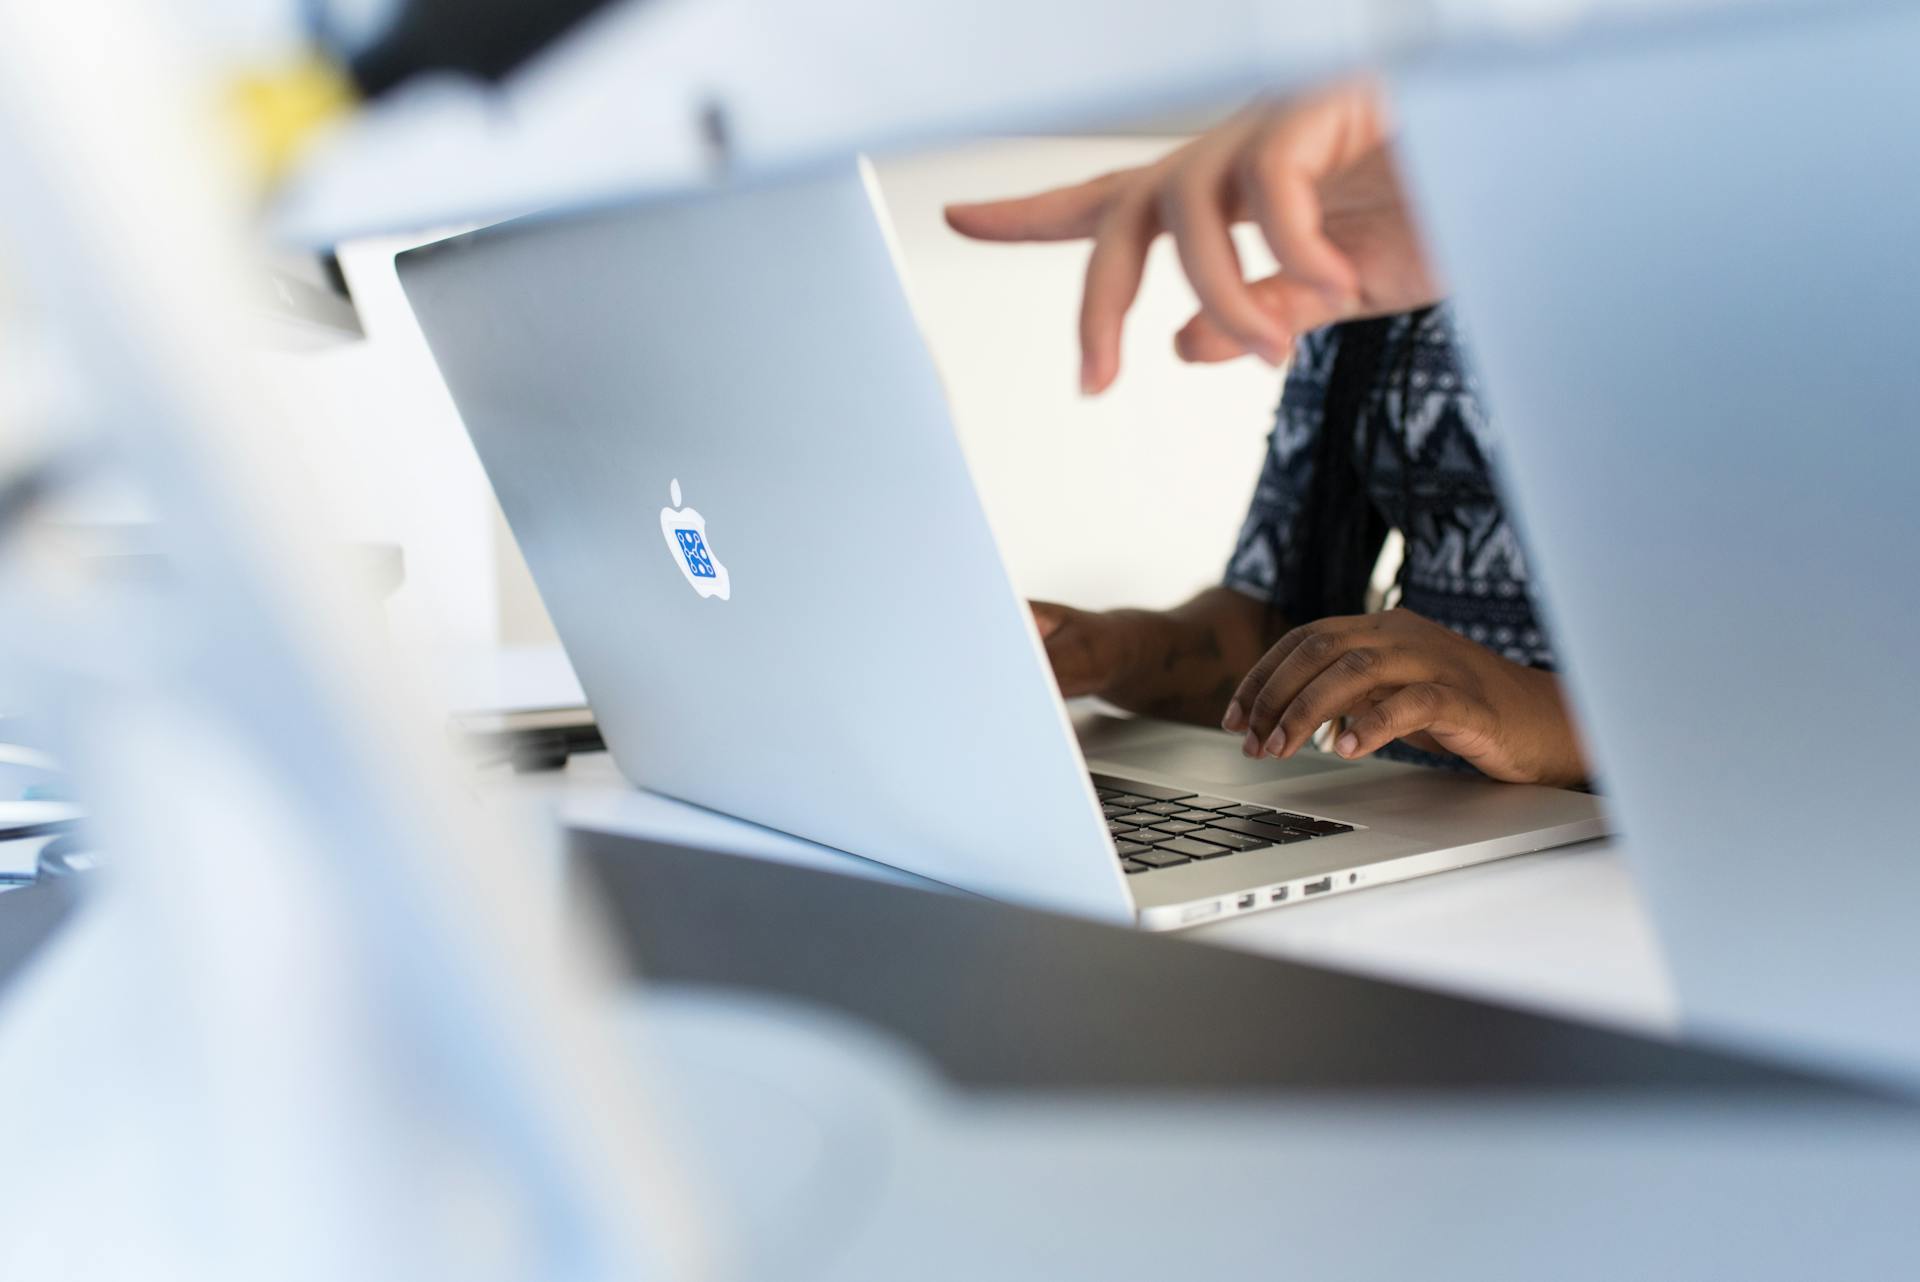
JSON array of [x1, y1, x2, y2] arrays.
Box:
[[1079, 587, 1287, 726]]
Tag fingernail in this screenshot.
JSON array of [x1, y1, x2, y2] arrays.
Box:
[[1336, 732, 1359, 757], [1222, 702, 1246, 732], [1079, 355, 1099, 396], [1242, 731, 1262, 758], [1264, 730, 1288, 757]]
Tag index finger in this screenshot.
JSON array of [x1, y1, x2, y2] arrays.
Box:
[[944, 170, 1131, 243]]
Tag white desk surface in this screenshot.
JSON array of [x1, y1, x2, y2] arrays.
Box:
[[453, 645, 1679, 1039]]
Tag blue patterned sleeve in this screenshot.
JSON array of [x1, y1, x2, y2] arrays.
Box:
[[1222, 327, 1341, 621]]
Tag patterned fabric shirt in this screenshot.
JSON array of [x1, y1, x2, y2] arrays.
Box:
[[1224, 306, 1554, 761]]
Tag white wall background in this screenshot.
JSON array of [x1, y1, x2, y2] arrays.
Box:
[[880, 139, 1281, 613], [254, 228, 499, 652], [260, 138, 1284, 654]]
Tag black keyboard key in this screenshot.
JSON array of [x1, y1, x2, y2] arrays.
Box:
[[1152, 836, 1233, 860], [1149, 819, 1204, 835], [1209, 816, 1313, 845], [1114, 840, 1154, 857], [1178, 795, 1242, 812], [1108, 822, 1143, 838], [1221, 804, 1279, 819], [1096, 788, 1131, 802], [1204, 816, 1275, 838], [1270, 812, 1317, 826], [1294, 820, 1353, 836], [1133, 849, 1192, 869], [1121, 859, 1153, 874], [1174, 809, 1223, 823], [1088, 774, 1194, 802], [1139, 801, 1193, 816], [1111, 809, 1163, 826], [1101, 804, 1130, 818], [1198, 827, 1272, 852]]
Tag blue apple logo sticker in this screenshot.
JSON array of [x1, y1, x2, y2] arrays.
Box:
[[660, 478, 730, 600]]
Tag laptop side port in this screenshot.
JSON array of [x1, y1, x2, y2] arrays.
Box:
[[1304, 876, 1333, 896], [1270, 886, 1289, 903], [1236, 893, 1257, 910]]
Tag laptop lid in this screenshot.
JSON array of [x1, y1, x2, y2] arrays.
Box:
[[1394, 2, 1920, 1079], [398, 163, 1132, 923]]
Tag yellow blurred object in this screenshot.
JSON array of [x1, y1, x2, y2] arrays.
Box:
[[228, 55, 359, 187]]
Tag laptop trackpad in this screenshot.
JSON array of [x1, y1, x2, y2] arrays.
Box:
[[1089, 728, 1358, 789]]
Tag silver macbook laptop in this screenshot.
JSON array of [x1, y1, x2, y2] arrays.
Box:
[[397, 161, 1602, 930]]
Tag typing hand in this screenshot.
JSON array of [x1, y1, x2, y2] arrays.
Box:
[[944, 79, 1441, 394], [1030, 600, 1136, 699], [1221, 608, 1588, 788]]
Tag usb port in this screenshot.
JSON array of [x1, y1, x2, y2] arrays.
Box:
[[1270, 886, 1289, 903], [1303, 876, 1333, 896], [1236, 893, 1257, 910]]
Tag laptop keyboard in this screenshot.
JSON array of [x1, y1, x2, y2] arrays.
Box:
[[1091, 772, 1356, 875]]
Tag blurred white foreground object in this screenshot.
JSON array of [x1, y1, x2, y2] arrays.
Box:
[[1393, 0, 1920, 1080], [0, 0, 706, 1278]]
